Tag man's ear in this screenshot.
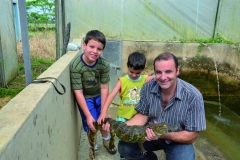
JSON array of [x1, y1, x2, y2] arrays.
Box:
[[177, 66, 180, 75]]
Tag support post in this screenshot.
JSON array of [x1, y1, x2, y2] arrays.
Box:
[[18, 0, 32, 86]]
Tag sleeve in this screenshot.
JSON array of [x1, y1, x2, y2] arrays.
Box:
[[135, 83, 150, 115], [70, 62, 82, 90], [100, 59, 110, 84], [185, 95, 206, 131]]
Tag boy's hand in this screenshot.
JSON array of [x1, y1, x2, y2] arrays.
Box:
[[101, 115, 112, 132], [97, 112, 107, 125], [87, 116, 96, 132], [145, 75, 155, 82]]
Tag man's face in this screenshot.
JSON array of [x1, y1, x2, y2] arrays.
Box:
[[154, 59, 180, 91], [82, 39, 104, 64]]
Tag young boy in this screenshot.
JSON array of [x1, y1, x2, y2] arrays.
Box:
[[98, 52, 154, 160], [70, 30, 117, 157]]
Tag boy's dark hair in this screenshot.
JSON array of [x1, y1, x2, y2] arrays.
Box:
[[127, 52, 146, 70], [153, 52, 179, 70], [84, 30, 106, 49]]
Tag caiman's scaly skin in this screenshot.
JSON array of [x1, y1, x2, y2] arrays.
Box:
[[89, 118, 177, 159]]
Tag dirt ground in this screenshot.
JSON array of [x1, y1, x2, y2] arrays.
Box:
[[0, 96, 11, 110]]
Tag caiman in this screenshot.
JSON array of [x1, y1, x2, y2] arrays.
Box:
[[89, 118, 177, 160]]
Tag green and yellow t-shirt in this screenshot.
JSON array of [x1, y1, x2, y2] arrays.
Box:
[[70, 51, 110, 98], [118, 75, 148, 119]]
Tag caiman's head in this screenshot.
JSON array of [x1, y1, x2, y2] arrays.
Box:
[[150, 122, 178, 136]]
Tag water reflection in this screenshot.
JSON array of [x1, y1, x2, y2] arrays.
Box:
[[203, 101, 240, 160], [213, 114, 230, 124]]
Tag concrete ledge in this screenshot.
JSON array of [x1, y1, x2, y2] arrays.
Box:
[[0, 51, 81, 160], [122, 42, 240, 76]]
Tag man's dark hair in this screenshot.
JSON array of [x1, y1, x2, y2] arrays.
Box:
[[127, 52, 146, 70], [84, 30, 106, 49], [153, 52, 179, 70]]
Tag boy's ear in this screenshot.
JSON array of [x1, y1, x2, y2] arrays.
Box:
[[82, 42, 87, 50]]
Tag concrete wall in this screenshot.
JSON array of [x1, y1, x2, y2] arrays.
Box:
[[0, 51, 81, 160], [0, 0, 19, 87], [121, 42, 240, 78]]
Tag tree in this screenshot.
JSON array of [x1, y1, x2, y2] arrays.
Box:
[[26, 0, 55, 27]]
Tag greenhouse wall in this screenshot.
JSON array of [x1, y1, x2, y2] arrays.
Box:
[[215, 0, 240, 42], [59, 0, 240, 42], [0, 0, 19, 87]]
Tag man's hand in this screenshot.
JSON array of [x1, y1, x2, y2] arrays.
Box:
[[87, 116, 96, 132], [145, 121, 199, 143], [145, 75, 155, 82], [145, 128, 160, 141], [145, 121, 161, 141]]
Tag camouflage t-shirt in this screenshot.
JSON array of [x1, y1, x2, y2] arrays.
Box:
[[70, 51, 110, 98]]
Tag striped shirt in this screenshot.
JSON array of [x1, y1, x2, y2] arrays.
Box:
[[136, 78, 206, 132], [70, 51, 110, 98]]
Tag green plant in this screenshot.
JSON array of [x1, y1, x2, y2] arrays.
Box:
[[0, 88, 24, 98], [1, 30, 56, 109], [195, 53, 202, 61], [26, 0, 55, 28], [179, 38, 187, 43], [0, 58, 55, 100], [176, 33, 239, 53], [175, 33, 237, 45], [198, 44, 203, 53]]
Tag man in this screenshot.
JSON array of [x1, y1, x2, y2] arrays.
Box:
[[110, 52, 206, 160]]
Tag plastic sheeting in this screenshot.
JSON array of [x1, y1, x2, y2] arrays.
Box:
[[64, 0, 239, 42], [216, 0, 240, 42], [102, 39, 122, 104], [0, 0, 19, 87]]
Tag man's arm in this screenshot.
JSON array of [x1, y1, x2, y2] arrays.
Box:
[[160, 130, 199, 143], [125, 112, 148, 126], [145, 75, 155, 82], [73, 90, 96, 132]]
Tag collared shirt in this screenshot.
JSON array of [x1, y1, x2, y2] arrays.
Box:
[[135, 78, 206, 132]]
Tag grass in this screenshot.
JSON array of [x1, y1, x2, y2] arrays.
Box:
[[0, 30, 56, 109]]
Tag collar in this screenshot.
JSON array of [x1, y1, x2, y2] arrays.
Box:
[[150, 78, 182, 100], [126, 75, 142, 82], [81, 53, 98, 67]]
